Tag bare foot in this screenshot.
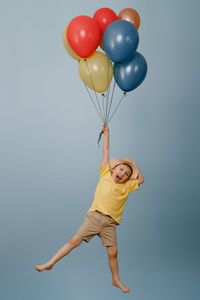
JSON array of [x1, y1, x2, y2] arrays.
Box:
[[34, 262, 53, 272], [112, 280, 130, 293]]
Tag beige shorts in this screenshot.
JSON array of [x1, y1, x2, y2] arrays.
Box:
[[75, 211, 118, 247]]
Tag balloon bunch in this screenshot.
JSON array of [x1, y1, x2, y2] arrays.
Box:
[[63, 7, 147, 125]]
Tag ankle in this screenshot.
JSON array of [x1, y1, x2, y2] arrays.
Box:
[[48, 259, 55, 266]]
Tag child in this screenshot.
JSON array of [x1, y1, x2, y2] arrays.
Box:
[[34, 124, 144, 293]]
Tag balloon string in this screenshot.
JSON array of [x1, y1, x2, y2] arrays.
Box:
[[102, 94, 105, 121], [105, 57, 111, 124], [82, 84, 105, 146], [83, 83, 104, 123], [105, 80, 116, 124], [107, 92, 127, 125], [105, 86, 110, 124], [84, 60, 104, 121]]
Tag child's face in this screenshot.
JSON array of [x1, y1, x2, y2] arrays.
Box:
[[111, 164, 132, 184]]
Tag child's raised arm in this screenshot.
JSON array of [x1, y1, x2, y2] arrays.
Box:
[[101, 124, 109, 168]]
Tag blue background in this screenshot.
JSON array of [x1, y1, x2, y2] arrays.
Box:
[[0, 0, 199, 299]]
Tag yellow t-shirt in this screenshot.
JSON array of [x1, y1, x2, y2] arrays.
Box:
[[88, 163, 140, 224]]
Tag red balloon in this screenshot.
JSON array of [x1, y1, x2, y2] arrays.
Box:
[[93, 8, 118, 37], [67, 16, 101, 58]]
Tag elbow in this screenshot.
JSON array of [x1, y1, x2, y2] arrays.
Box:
[[138, 177, 144, 185]]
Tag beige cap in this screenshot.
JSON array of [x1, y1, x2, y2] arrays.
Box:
[[109, 158, 138, 179]]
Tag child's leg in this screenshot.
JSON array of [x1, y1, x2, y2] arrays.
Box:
[[106, 246, 130, 293], [34, 234, 83, 272]]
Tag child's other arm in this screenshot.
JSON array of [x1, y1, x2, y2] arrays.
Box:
[[135, 163, 144, 185], [101, 125, 109, 168]]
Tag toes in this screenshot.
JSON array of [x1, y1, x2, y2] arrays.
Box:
[[34, 265, 41, 272]]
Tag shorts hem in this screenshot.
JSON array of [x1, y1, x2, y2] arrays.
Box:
[[83, 238, 89, 243], [75, 233, 90, 243], [102, 242, 117, 247]]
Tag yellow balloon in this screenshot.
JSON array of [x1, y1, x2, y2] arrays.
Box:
[[79, 51, 113, 93], [62, 25, 81, 61]]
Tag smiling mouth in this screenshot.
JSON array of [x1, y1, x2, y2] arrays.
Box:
[[116, 175, 121, 180]]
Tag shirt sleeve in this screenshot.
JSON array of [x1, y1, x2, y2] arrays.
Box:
[[100, 163, 111, 177], [128, 178, 140, 192]]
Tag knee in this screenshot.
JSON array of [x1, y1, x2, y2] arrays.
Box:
[[68, 235, 82, 248], [107, 246, 118, 259]]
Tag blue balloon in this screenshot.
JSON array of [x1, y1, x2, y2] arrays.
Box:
[[114, 52, 147, 92], [103, 20, 139, 63]]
